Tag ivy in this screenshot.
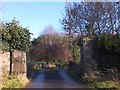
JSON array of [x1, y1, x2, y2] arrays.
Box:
[[93, 34, 120, 70], [1, 18, 32, 53], [71, 43, 80, 64], [95, 34, 120, 54]]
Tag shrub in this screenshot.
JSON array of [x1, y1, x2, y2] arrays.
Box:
[[94, 34, 120, 54], [93, 34, 120, 71]]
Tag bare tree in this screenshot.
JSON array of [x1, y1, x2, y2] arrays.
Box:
[[61, 2, 120, 36], [42, 25, 58, 35]]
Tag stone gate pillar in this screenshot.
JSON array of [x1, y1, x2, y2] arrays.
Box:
[[12, 50, 27, 76], [79, 36, 97, 78]]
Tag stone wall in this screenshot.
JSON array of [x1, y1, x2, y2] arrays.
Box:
[[0, 51, 10, 88], [0, 51, 10, 75], [0, 50, 27, 76], [12, 50, 27, 75], [0, 51, 1, 87]]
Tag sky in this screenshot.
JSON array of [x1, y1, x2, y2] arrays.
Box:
[[3, 0, 118, 2], [2, 0, 116, 39], [2, 2, 66, 39]]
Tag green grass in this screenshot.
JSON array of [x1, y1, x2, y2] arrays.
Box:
[[83, 77, 120, 89], [1, 74, 29, 88]]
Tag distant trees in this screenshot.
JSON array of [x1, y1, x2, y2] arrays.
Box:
[[1, 18, 32, 74], [30, 25, 73, 63]]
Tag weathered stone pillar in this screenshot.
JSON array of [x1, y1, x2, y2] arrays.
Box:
[[0, 51, 10, 89], [0, 51, 10, 75], [12, 50, 27, 76], [0, 51, 2, 89], [79, 36, 98, 78]]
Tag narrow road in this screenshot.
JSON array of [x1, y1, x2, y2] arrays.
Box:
[[27, 69, 89, 88]]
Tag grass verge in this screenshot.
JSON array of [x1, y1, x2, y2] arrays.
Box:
[[83, 76, 120, 89], [67, 69, 120, 89], [1, 74, 29, 88]]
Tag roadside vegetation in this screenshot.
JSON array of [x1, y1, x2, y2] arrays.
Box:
[[83, 77, 120, 89], [1, 74, 29, 88], [67, 69, 120, 89]]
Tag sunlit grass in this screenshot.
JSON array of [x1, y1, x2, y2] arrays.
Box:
[[83, 77, 120, 89], [1, 74, 29, 88]]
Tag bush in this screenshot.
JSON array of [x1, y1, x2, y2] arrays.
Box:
[[95, 34, 120, 54], [93, 34, 120, 71]]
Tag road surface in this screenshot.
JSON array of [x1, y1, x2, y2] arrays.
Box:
[[27, 69, 89, 88]]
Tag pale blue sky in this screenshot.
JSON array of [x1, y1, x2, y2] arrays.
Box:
[[2, 2, 66, 39]]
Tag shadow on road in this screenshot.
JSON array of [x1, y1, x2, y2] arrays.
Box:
[[26, 69, 90, 88]]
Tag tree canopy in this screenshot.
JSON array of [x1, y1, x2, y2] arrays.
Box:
[[61, 2, 120, 36], [30, 25, 73, 62], [1, 18, 32, 52]]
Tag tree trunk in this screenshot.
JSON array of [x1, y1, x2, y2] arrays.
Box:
[[9, 51, 12, 75], [97, 22, 101, 35]]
